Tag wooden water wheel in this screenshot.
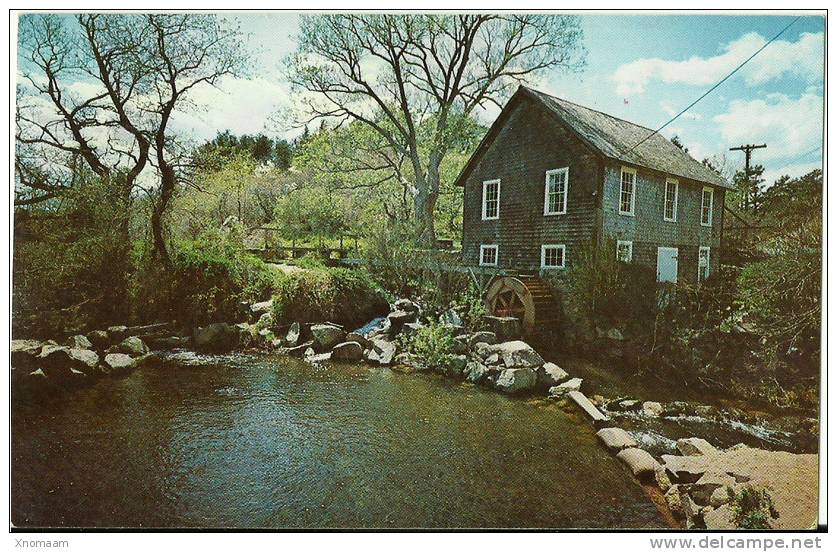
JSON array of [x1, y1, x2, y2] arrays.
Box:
[[484, 275, 559, 335]]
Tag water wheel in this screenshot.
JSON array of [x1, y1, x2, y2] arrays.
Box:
[[483, 276, 559, 335]]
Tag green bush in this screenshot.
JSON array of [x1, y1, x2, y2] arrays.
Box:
[[271, 266, 388, 328], [727, 486, 779, 529], [400, 319, 458, 369]]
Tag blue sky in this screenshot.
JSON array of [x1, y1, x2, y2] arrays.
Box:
[[142, 14, 828, 185]]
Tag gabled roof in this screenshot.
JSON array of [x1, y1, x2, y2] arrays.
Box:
[[456, 86, 732, 189]]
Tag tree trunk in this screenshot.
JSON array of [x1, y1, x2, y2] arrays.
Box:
[[151, 167, 175, 268]]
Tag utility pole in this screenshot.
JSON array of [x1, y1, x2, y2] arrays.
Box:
[[729, 143, 767, 210]]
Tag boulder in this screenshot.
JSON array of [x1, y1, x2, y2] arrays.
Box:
[[483, 315, 521, 340], [484, 353, 501, 366], [689, 472, 737, 505], [387, 310, 416, 333], [676, 437, 718, 457], [67, 348, 100, 376], [86, 329, 110, 349], [306, 352, 332, 364], [681, 492, 703, 529], [250, 299, 273, 317], [610, 398, 641, 411], [445, 354, 468, 377], [344, 332, 370, 349], [439, 308, 464, 327], [710, 486, 733, 508], [703, 504, 735, 530], [256, 312, 274, 330], [369, 338, 397, 366], [285, 322, 301, 347], [107, 325, 129, 342], [596, 427, 638, 452], [118, 336, 149, 355], [65, 335, 93, 349], [401, 322, 423, 337], [194, 322, 239, 352], [310, 323, 346, 351], [537, 362, 569, 387], [548, 377, 582, 398], [146, 335, 190, 350], [331, 341, 364, 362], [37, 345, 75, 380], [452, 334, 470, 355], [473, 341, 493, 360], [11, 340, 43, 375], [494, 368, 537, 394], [285, 340, 314, 357], [642, 401, 664, 417], [468, 331, 496, 348], [492, 340, 544, 369], [655, 463, 673, 492], [665, 485, 684, 518], [568, 391, 610, 424], [616, 448, 661, 481], [103, 353, 136, 374], [393, 298, 419, 313], [234, 323, 255, 348], [464, 361, 489, 384], [606, 327, 625, 341], [661, 455, 710, 483]]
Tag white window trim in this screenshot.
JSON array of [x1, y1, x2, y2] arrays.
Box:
[[664, 178, 679, 222], [701, 186, 714, 227], [540, 244, 566, 269], [481, 179, 500, 221], [698, 246, 711, 281], [479, 244, 498, 267], [543, 167, 569, 216], [619, 167, 636, 216], [616, 240, 633, 262]]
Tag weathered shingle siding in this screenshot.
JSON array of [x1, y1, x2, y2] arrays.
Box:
[[462, 97, 599, 271], [601, 163, 724, 282]]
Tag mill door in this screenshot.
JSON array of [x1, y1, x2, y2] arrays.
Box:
[[656, 247, 679, 283]]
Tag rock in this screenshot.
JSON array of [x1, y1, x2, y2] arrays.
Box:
[[681, 492, 703, 529], [642, 401, 664, 417], [464, 361, 489, 384], [439, 308, 463, 327], [452, 335, 470, 355], [234, 323, 254, 348], [568, 391, 609, 424], [606, 327, 625, 340], [468, 331, 496, 348], [616, 448, 661, 481], [661, 455, 710, 483], [492, 340, 544, 369], [86, 329, 110, 349], [67, 348, 100, 375], [250, 299, 273, 317], [710, 486, 733, 508], [445, 354, 468, 377], [310, 323, 346, 351], [665, 485, 684, 518], [65, 335, 93, 349], [118, 336, 149, 355], [393, 298, 419, 313], [394, 352, 421, 368], [494, 368, 537, 394], [401, 322, 423, 337], [331, 341, 364, 361], [610, 398, 641, 411], [285, 340, 314, 357], [369, 338, 397, 366], [548, 377, 582, 398], [483, 315, 521, 340], [655, 463, 673, 492], [596, 427, 638, 452], [194, 322, 239, 352], [107, 325, 129, 341], [257, 328, 274, 342], [484, 353, 501, 366], [537, 362, 569, 387], [387, 310, 416, 333], [676, 437, 718, 457], [473, 341, 493, 360], [146, 335, 190, 350], [11, 340, 43, 375], [306, 352, 332, 364], [690, 472, 737, 505], [256, 312, 274, 330], [103, 353, 136, 374], [37, 345, 74, 380], [344, 332, 370, 349], [285, 322, 301, 347], [703, 504, 735, 530]]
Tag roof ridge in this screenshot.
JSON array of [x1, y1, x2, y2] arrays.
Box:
[[523, 86, 659, 135]]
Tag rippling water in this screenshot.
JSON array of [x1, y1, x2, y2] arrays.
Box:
[[12, 352, 665, 529]]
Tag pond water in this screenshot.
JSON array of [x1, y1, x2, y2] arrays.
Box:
[[11, 352, 665, 529]]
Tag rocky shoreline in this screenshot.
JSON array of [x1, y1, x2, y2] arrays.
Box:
[[11, 298, 818, 530]]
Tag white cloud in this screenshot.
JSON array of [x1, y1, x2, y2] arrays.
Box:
[[613, 32, 823, 97], [712, 92, 823, 161], [660, 100, 701, 120], [762, 161, 821, 187]]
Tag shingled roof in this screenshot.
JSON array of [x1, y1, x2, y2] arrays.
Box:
[[457, 86, 731, 189]]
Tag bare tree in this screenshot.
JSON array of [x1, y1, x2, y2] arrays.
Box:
[[287, 14, 585, 243]]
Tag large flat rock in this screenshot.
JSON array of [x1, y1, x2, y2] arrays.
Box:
[[567, 391, 609, 423]]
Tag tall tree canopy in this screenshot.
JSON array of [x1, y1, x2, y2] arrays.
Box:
[[287, 14, 585, 242]]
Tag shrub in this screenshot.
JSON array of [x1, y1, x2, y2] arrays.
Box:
[[400, 319, 458, 369], [453, 284, 488, 331], [271, 266, 388, 328], [727, 486, 779, 529]]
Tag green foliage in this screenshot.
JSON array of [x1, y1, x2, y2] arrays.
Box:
[[271, 266, 388, 327], [196, 130, 293, 170], [453, 284, 488, 332], [400, 319, 458, 369], [273, 186, 352, 244], [727, 486, 779, 529]]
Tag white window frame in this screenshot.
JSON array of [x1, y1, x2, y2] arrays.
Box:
[[698, 246, 711, 282], [664, 178, 679, 222], [540, 244, 566, 270], [479, 244, 498, 267], [616, 240, 633, 263], [543, 167, 569, 216], [481, 179, 500, 221], [619, 167, 636, 216], [701, 186, 714, 227]]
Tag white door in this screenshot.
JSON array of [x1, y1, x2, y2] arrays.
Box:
[[656, 247, 678, 283]]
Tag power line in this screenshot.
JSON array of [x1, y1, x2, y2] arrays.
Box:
[[624, 16, 801, 155]]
